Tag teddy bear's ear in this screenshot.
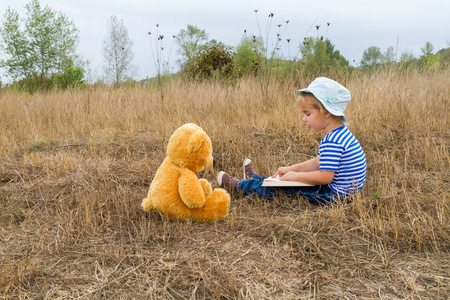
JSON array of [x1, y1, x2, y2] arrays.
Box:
[[187, 129, 204, 153]]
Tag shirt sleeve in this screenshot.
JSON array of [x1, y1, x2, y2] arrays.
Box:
[[318, 142, 345, 172]]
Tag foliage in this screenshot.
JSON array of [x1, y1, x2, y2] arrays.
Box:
[[101, 15, 136, 85], [0, 0, 80, 90], [437, 47, 450, 60], [184, 40, 235, 80], [421, 41, 434, 57], [295, 37, 350, 78], [175, 25, 208, 70], [233, 35, 264, 76], [381, 46, 396, 64], [359, 41, 450, 73], [52, 66, 85, 89], [360, 46, 382, 69]]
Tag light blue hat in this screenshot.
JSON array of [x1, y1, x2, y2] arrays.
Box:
[[296, 77, 351, 121]]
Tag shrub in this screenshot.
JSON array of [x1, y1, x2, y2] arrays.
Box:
[[185, 40, 235, 80]]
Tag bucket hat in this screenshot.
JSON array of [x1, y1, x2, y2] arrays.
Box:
[[296, 77, 351, 121]]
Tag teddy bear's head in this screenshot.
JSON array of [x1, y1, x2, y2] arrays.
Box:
[[166, 123, 214, 174]]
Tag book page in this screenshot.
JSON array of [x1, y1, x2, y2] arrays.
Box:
[[264, 175, 282, 181], [262, 175, 313, 187]]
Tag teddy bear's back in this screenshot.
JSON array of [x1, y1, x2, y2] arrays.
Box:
[[149, 157, 193, 219]]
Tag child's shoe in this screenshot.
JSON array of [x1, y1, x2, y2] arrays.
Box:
[[217, 171, 239, 193], [243, 158, 256, 180]]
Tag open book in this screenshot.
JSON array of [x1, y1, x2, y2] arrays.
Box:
[[262, 175, 313, 187]]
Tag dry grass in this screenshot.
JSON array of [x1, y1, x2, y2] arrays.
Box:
[[0, 69, 449, 299]]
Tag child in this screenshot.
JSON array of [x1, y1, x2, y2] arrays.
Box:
[[217, 77, 366, 205]]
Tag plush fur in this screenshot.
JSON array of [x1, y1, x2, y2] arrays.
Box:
[[141, 123, 230, 222]]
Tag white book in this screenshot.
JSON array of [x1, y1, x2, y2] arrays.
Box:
[[262, 175, 313, 187]]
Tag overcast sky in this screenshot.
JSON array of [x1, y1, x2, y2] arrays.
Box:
[[0, 0, 449, 82]]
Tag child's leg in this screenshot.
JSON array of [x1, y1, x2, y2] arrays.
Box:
[[237, 174, 338, 205], [237, 174, 279, 198]]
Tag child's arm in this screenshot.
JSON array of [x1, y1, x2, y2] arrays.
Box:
[[280, 170, 335, 186], [273, 157, 320, 177]]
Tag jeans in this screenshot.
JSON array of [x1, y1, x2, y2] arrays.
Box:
[[237, 174, 342, 205]]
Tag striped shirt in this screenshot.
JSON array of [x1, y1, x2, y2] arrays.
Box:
[[318, 126, 366, 197]]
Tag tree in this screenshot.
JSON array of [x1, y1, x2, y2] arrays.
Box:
[[185, 40, 235, 80], [419, 41, 438, 69], [382, 46, 396, 64], [175, 25, 208, 70], [421, 41, 434, 57], [0, 0, 80, 88], [233, 35, 264, 76], [436, 47, 450, 63], [360, 46, 382, 69], [102, 15, 136, 85], [399, 50, 414, 63], [297, 37, 349, 77]]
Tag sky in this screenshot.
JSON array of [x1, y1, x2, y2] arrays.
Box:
[[0, 0, 449, 83]]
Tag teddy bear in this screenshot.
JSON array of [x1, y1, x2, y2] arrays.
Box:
[[141, 123, 230, 222]]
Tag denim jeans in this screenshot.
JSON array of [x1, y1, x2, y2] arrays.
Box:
[[237, 174, 342, 205]]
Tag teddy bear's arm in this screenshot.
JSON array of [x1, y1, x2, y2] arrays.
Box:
[[178, 169, 206, 209]]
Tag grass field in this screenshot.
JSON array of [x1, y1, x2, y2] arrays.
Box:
[[0, 70, 449, 299]]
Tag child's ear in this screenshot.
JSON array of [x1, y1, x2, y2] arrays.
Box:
[[323, 110, 332, 118]]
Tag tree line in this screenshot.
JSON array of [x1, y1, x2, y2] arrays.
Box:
[[1, 0, 449, 92]]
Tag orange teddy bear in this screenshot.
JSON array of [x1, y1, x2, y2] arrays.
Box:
[[141, 123, 230, 222]]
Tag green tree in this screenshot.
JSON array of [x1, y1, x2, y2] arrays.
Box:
[[0, 0, 80, 88], [419, 41, 438, 69], [399, 50, 414, 63], [175, 25, 208, 70], [185, 40, 234, 80], [52, 66, 85, 89], [233, 35, 264, 76], [360, 46, 382, 69], [297, 37, 349, 77], [102, 15, 136, 85], [382, 46, 396, 64], [436, 47, 450, 63], [421, 41, 434, 57]]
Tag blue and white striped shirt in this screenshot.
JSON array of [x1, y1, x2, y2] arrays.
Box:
[[318, 126, 366, 197]]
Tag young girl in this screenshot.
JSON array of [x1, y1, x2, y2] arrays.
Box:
[[217, 77, 366, 205]]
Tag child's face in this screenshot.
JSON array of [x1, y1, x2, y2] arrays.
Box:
[[300, 102, 328, 132]]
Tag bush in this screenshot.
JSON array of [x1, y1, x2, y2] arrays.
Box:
[[52, 66, 85, 89], [185, 40, 235, 80]]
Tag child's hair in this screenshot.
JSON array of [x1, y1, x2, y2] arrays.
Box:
[[297, 92, 346, 124]]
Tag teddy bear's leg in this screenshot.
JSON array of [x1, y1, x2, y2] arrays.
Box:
[[199, 178, 212, 197], [141, 195, 153, 212], [191, 188, 230, 222]]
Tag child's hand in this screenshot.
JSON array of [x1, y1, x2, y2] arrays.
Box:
[[279, 171, 299, 181], [272, 167, 291, 178]]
